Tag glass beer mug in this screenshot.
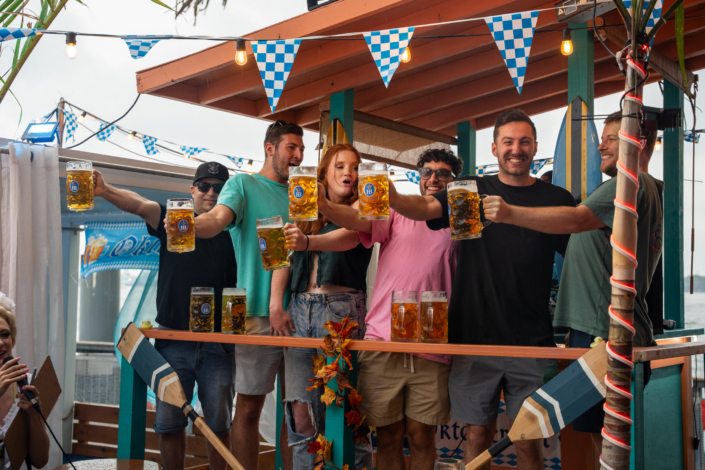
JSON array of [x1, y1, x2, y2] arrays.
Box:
[[190, 287, 215, 332], [359, 162, 389, 220], [434, 459, 463, 470], [222, 288, 246, 334], [166, 198, 196, 253], [256, 215, 290, 271], [391, 291, 418, 342], [447, 180, 491, 240], [66, 160, 94, 211], [420, 291, 448, 343], [289, 166, 318, 222]]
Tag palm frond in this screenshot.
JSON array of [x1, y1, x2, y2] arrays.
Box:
[[175, 0, 227, 23]]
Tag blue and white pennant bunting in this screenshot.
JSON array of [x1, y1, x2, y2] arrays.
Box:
[[623, 0, 662, 44], [62, 110, 78, 143], [251, 39, 302, 112], [0, 28, 38, 42], [180, 146, 206, 158], [363, 27, 415, 88], [485, 11, 540, 94], [226, 156, 244, 168], [685, 130, 701, 143], [406, 171, 420, 184], [123, 36, 163, 59], [142, 135, 159, 155], [97, 123, 115, 141]]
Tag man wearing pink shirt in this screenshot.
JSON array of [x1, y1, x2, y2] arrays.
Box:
[[317, 149, 462, 470]]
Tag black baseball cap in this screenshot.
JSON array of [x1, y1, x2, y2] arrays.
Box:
[[193, 162, 230, 185]]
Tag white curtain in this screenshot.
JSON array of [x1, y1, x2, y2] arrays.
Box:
[[0, 143, 65, 469]]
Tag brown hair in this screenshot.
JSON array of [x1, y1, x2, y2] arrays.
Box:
[[0, 305, 17, 347], [296, 143, 362, 235], [604, 111, 659, 157], [263, 121, 304, 159], [493, 109, 537, 143]]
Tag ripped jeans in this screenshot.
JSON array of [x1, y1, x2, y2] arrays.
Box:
[[284, 291, 373, 470]]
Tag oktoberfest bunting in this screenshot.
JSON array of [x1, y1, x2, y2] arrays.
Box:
[[685, 130, 701, 143], [97, 123, 115, 141], [180, 146, 206, 158], [62, 110, 78, 142], [123, 36, 162, 59], [142, 135, 159, 155], [623, 0, 662, 44], [485, 11, 540, 94], [0, 28, 38, 42], [363, 27, 415, 88], [251, 39, 302, 112], [226, 156, 244, 168]]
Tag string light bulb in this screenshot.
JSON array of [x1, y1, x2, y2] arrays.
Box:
[[247, 159, 253, 170], [389, 170, 396, 181], [78, 111, 87, 122], [400, 46, 411, 63], [127, 131, 136, 141], [235, 38, 248, 66], [655, 136, 662, 152], [560, 29, 573, 56], [65, 32, 78, 59]]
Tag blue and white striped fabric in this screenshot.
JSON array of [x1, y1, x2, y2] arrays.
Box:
[[685, 130, 701, 143], [62, 110, 78, 143], [226, 156, 244, 168], [0, 28, 38, 42], [123, 36, 162, 59], [97, 123, 115, 141], [363, 27, 415, 88], [530, 158, 553, 174], [142, 135, 159, 155], [180, 146, 206, 158], [485, 11, 540, 94], [406, 171, 420, 184], [623, 0, 662, 44], [251, 39, 302, 112]]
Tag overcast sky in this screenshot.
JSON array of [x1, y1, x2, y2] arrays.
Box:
[[1, 0, 704, 275]]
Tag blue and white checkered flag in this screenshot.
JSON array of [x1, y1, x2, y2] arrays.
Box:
[[485, 11, 540, 94], [226, 156, 244, 168], [123, 36, 162, 59], [363, 27, 415, 88], [142, 135, 159, 155], [97, 123, 115, 141], [180, 146, 206, 158], [0, 28, 38, 42], [530, 158, 552, 174], [406, 171, 420, 184], [62, 110, 78, 143], [477, 165, 488, 176], [251, 39, 302, 113], [685, 130, 701, 143], [623, 1, 662, 44]]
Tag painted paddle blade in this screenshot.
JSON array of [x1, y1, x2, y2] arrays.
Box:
[[320, 117, 349, 161]]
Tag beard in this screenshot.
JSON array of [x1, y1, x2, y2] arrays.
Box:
[[271, 150, 292, 181], [497, 152, 532, 176]]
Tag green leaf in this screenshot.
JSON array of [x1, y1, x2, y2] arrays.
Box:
[[675, 2, 690, 98], [11, 37, 20, 69], [150, 0, 174, 11]]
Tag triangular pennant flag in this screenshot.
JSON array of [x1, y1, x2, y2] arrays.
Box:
[[96, 123, 115, 141], [0, 28, 38, 42], [62, 110, 78, 143], [122, 36, 161, 59], [406, 171, 420, 184], [363, 27, 415, 88], [530, 158, 552, 174], [485, 11, 540, 94], [180, 146, 206, 158], [226, 156, 244, 168], [685, 130, 701, 143], [142, 135, 159, 155], [251, 39, 302, 112], [623, 0, 662, 44]]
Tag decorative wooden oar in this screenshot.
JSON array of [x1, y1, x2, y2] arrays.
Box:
[[117, 322, 245, 470], [466, 342, 607, 469]]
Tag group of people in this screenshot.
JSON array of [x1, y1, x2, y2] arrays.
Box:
[[79, 107, 663, 470]]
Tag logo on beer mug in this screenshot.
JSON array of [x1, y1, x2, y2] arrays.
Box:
[[178, 219, 189, 232], [294, 186, 304, 199], [259, 238, 266, 252], [364, 183, 375, 197], [70, 181, 79, 192], [201, 303, 211, 315]]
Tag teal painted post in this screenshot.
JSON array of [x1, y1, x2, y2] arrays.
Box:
[[325, 352, 358, 467], [117, 361, 147, 459], [567, 23, 594, 113], [457, 121, 476, 176], [630, 364, 646, 469], [663, 80, 685, 328], [330, 89, 355, 141], [276, 373, 285, 470]]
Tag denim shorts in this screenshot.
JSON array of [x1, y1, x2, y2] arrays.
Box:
[[153, 339, 235, 435]]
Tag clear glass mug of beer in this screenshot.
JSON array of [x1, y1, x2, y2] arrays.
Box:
[[434, 458, 463, 470], [222, 288, 247, 334], [66, 160, 94, 211], [420, 291, 448, 343], [447, 180, 491, 240], [359, 162, 389, 220], [289, 166, 318, 222], [391, 291, 418, 342], [256, 215, 290, 271], [190, 287, 215, 332], [166, 198, 196, 253]]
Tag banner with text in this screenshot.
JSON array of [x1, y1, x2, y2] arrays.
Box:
[[82, 221, 160, 278]]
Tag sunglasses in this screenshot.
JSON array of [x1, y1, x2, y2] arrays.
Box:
[[196, 182, 224, 194], [418, 168, 455, 182], [264, 120, 288, 143]]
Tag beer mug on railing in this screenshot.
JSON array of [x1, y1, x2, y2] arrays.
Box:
[[447, 180, 491, 240], [190, 287, 215, 333], [166, 198, 195, 253], [66, 160, 94, 211], [256, 216, 290, 271], [359, 162, 389, 220], [391, 291, 418, 342], [222, 288, 246, 335], [420, 291, 448, 344], [289, 166, 318, 222]]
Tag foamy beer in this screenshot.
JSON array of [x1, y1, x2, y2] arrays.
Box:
[[256, 215, 290, 271], [222, 288, 246, 335], [289, 166, 318, 222], [166, 198, 195, 253], [391, 291, 418, 342], [447, 180, 491, 240], [190, 287, 215, 333], [420, 291, 448, 343], [359, 162, 389, 220], [83, 234, 108, 268], [66, 160, 94, 211]]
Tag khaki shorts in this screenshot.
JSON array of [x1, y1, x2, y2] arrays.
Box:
[[357, 351, 450, 427], [234, 316, 284, 395]]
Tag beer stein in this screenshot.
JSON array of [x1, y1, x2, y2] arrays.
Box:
[[256, 215, 290, 271], [166, 198, 195, 253], [359, 162, 389, 220], [222, 288, 246, 334], [66, 160, 94, 211], [190, 287, 215, 332], [420, 291, 448, 344], [447, 180, 491, 240], [434, 459, 463, 470], [391, 291, 418, 342], [289, 166, 318, 222]]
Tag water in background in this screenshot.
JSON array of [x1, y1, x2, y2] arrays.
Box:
[[684, 292, 705, 379]]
